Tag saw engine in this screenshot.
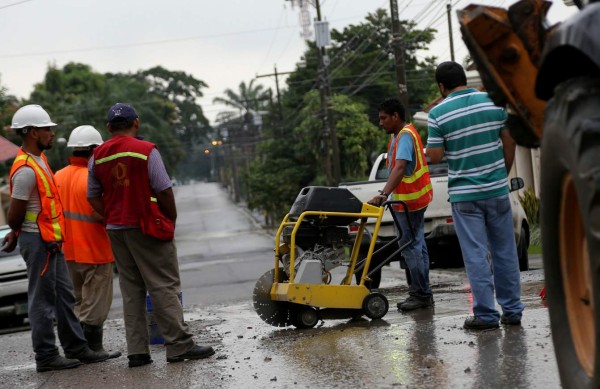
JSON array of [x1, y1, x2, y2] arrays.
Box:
[[280, 225, 349, 284], [279, 186, 362, 284]]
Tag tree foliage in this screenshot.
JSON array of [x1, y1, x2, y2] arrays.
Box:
[[0, 75, 19, 137], [213, 79, 269, 124], [283, 8, 437, 126], [238, 9, 438, 221], [25, 63, 209, 176], [244, 91, 383, 222]]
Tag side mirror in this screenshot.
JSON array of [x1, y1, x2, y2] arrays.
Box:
[[509, 177, 524, 192]]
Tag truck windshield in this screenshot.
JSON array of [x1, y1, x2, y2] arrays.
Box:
[[375, 154, 448, 179]]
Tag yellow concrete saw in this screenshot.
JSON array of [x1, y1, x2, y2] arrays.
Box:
[[253, 186, 413, 328]]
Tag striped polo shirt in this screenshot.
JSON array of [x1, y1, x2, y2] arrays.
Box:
[[427, 88, 508, 202]]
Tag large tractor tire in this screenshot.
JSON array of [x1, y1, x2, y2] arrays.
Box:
[[541, 76, 600, 389]]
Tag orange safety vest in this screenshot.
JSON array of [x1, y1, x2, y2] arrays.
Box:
[[55, 157, 114, 264], [387, 123, 433, 211], [9, 148, 65, 242]]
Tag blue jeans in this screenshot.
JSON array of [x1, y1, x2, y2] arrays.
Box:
[[451, 195, 525, 323], [19, 232, 87, 362], [394, 207, 432, 298]]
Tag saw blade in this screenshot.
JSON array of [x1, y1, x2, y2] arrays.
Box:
[[253, 268, 293, 327]]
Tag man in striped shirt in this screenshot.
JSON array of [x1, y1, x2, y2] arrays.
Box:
[[426, 61, 524, 330]]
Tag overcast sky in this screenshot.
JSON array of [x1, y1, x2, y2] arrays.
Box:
[[0, 0, 576, 124]]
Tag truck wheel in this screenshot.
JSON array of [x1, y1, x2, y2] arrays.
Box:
[[541, 76, 600, 388], [518, 225, 529, 271]]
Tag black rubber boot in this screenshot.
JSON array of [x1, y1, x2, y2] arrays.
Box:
[[65, 346, 109, 363], [36, 355, 82, 372], [82, 323, 122, 359]]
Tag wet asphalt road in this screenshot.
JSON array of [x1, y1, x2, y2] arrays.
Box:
[[0, 182, 560, 388]]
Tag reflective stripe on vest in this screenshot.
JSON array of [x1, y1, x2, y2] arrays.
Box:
[[25, 211, 38, 222], [64, 211, 98, 223], [10, 151, 64, 242], [388, 124, 433, 211], [95, 152, 148, 165]]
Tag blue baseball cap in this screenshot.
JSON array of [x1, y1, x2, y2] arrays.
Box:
[[107, 103, 138, 124]]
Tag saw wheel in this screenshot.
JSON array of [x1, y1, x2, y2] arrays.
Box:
[[253, 268, 294, 327]]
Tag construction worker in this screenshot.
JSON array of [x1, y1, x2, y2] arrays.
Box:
[[369, 97, 434, 311], [87, 103, 215, 368], [55, 125, 121, 359], [1, 105, 110, 372]]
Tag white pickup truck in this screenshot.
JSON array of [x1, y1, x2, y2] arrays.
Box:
[[339, 152, 530, 286]]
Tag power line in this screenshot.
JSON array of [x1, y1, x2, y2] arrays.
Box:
[[0, 0, 33, 11], [0, 25, 300, 59]]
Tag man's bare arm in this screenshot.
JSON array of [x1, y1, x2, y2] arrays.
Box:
[[500, 128, 516, 173], [2, 199, 27, 252], [7, 198, 27, 232], [87, 196, 105, 217], [155, 187, 177, 223], [369, 160, 407, 206], [426, 147, 445, 164]]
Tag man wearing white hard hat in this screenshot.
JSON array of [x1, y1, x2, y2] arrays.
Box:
[[55, 125, 121, 360], [1, 105, 111, 372]]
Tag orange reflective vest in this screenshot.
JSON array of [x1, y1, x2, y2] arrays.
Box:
[[9, 148, 65, 242], [387, 123, 433, 211], [55, 157, 114, 264]]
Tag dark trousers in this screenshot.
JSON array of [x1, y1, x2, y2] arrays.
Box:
[[19, 232, 87, 361]]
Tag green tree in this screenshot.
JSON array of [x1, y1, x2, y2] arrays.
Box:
[[213, 79, 268, 123], [212, 79, 272, 201], [139, 66, 210, 145], [0, 76, 19, 136], [245, 91, 383, 221], [25, 63, 211, 175], [243, 9, 439, 220], [283, 8, 437, 126]]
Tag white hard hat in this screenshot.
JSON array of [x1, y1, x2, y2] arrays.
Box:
[[67, 125, 104, 147], [11, 104, 57, 129]]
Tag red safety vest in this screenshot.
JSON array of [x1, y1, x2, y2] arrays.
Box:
[[387, 123, 433, 211], [93, 135, 174, 240], [55, 157, 114, 264], [9, 148, 65, 242]]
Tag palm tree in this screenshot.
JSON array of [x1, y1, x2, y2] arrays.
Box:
[[213, 80, 269, 123]]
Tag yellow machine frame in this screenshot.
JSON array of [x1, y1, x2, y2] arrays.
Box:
[[270, 202, 386, 310]]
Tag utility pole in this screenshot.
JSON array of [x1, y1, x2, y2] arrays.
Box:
[[389, 0, 410, 121], [286, 0, 340, 185], [447, 0, 455, 62], [256, 65, 291, 129], [314, 0, 341, 186]]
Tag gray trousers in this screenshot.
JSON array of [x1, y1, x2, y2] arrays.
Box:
[[19, 232, 87, 362], [107, 229, 194, 357]]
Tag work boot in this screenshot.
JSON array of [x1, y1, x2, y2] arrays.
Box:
[[397, 295, 434, 311], [166, 345, 215, 363], [128, 354, 153, 368], [82, 323, 122, 359], [65, 346, 110, 364], [36, 355, 82, 372], [463, 316, 499, 330], [500, 314, 522, 325]]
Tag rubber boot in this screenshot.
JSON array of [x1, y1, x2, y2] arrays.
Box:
[[82, 323, 122, 359]]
